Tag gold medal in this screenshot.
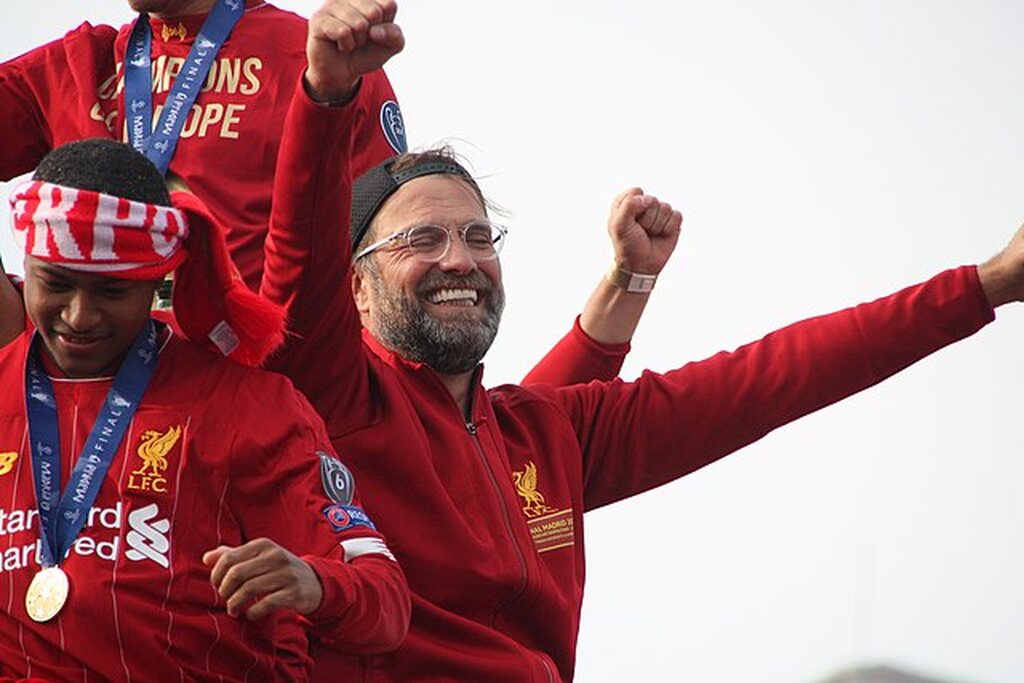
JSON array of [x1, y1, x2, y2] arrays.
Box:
[[25, 566, 69, 622]]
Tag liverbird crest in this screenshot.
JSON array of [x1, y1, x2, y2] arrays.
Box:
[[511, 461, 556, 519], [132, 426, 181, 477], [161, 22, 188, 43]]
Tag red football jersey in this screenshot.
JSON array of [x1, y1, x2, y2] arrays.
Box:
[[0, 1, 406, 290], [0, 329, 408, 681]]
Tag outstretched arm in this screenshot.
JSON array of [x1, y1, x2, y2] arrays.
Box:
[[523, 188, 682, 385], [551, 216, 1024, 509], [261, 0, 403, 418]]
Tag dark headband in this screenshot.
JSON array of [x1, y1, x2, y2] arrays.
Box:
[[350, 156, 485, 249]]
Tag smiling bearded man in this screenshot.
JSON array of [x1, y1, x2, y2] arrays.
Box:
[[260, 67, 1024, 680], [362, 262, 505, 374], [355, 203, 504, 376]]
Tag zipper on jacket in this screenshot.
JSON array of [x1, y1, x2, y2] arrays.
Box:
[[540, 655, 555, 683], [458, 386, 552, 681], [465, 420, 530, 628]]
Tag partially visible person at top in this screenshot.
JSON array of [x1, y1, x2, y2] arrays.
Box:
[[0, 0, 668, 388], [258, 5, 1024, 678], [0, 137, 409, 681], [0, 0, 406, 291]]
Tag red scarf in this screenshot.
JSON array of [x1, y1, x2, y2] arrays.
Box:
[[11, 181, 284, 366]]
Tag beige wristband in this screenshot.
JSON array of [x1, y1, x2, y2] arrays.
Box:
[[606, 263, 657, 294]]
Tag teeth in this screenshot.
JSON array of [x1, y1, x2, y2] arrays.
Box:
[[59, 333, 97, 344], [428, 288, 478, 305]]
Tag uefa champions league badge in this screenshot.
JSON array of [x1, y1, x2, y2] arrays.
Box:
[[380, 101, 407, 154], [322, 504, 377, 533]]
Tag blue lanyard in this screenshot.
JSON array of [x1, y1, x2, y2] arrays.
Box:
[[25, 321, 160, 567], [124, 0, 245, 175]]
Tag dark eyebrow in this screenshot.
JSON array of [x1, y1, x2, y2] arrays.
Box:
[[32, 262, 126, 288], [33, 262, 71, 280]]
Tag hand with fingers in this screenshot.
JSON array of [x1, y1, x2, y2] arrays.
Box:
[[203, 538, 324, 620], [305, 0, 406, 102], [608, 187, 683, 277], [560, 188, 684, 352], [978, 224, 1024, 309]]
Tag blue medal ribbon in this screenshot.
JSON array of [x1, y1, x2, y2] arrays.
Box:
[[25, 321, 160, 567], [125, 0, 245, 175]]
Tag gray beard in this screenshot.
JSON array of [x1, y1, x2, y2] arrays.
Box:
[[367, 268, 505, 375]]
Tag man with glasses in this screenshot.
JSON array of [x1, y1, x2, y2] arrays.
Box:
[[263, 20, 1024, 679]]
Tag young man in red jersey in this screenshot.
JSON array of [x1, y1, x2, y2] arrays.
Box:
[[0, 137, 409, 680]]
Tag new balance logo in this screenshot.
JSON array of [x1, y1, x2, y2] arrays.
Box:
[[0, 451, 18, 476], [125, 503, 170, 568]]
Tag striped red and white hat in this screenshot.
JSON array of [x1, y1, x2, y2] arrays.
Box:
[[10, 180, 284, 366]]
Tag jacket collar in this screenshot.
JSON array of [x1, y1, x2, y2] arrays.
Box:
[[361, 328, 490, 424]]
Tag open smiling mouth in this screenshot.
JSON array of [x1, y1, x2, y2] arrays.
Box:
[[426, 288, 480, 307], [54, 331, 106, 349]]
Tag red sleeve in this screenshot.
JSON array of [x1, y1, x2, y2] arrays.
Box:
[[521, 316, 629, 385], [0, 24, 118, 181], [260, 79, 373, 432], [542, 266, 995, 510], [227, 374, 410, 653], [303, 554, 411, 654], [0, 41, 58, 179], [350, 68, 406, 177]]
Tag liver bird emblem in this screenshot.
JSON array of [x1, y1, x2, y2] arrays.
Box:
[[511, 461, 555, 518], [133, 426, 182, 477], [161, 22, 187, 43]]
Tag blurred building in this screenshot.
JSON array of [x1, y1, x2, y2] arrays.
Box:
[[817, 665, 961, 683]]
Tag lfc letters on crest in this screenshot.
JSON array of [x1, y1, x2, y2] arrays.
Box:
[[127, 425, 181, 493]]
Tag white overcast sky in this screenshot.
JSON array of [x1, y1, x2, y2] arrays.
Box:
[[3, 2, 1024, 682]]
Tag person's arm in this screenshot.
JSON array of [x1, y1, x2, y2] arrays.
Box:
[[260, 0, 404, 421], [522, 188, 682, 385], [0, 24, 118, 181], [0, 258, 25, 348], [0, 44, 56, 180], [350, 67, 407, 176], [203, 377, 410, 653], [541, 226, 1022, 509]]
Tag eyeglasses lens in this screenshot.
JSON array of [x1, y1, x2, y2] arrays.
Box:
[[406, 223, 504, 262]]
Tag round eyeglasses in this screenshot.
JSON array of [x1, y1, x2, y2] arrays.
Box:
[[355, 220, 508, 263]]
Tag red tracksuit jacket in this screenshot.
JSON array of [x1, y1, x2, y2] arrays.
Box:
[[261, 85, 994, 681]]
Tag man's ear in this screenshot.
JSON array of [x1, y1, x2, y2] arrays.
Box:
[[351, 265, 371, 319]]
